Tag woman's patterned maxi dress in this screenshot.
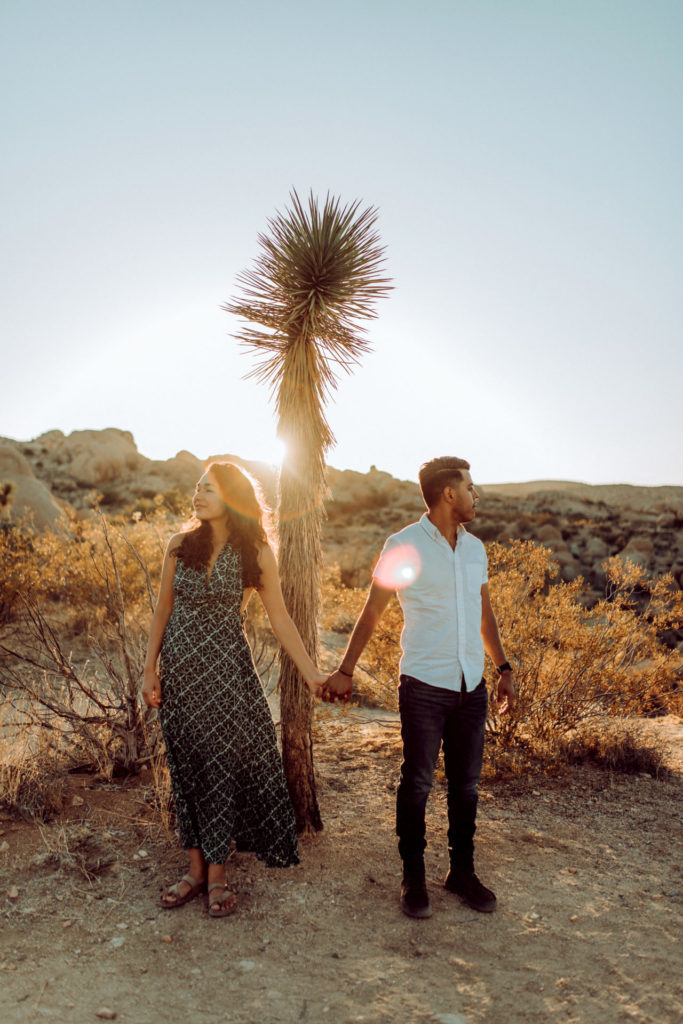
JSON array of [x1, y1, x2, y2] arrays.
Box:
[[159, 544, 299, 867]]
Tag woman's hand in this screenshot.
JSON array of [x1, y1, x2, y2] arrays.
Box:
[[306, 671, 329, 699], [141, 666, 162, 709]]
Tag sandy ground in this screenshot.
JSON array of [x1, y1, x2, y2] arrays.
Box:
[[1, 710, 681, 1024]]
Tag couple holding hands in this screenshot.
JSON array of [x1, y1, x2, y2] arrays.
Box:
[[141, 457, 513, 919]]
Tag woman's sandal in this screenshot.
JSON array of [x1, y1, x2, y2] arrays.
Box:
[[160, 873, 206, 910], [207, 884, 237, 918]]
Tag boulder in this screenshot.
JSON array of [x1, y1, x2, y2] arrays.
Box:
[[535, 524, 564, 545], [584, 536, 610, 561], [656, 511, 678, 529], [551, 548, 582, 582], [0, 444, 66, 530], [617, 536, 655, 570], [53, 429, 141, 486]]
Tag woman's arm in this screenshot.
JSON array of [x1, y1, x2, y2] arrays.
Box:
[[256, 544, 327, 695], [140, 535, 183, 708]]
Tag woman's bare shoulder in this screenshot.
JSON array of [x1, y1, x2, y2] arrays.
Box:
[[166, 532, 186, 553]]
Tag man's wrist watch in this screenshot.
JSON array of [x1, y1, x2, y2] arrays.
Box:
[[496, 661, 512, 675]]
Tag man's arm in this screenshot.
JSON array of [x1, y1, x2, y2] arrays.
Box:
[[321, 581, 394, 702], [480, 583, 514, 712]]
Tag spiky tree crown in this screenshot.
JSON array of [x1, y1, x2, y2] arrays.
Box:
[[224, 189, 392, 455]]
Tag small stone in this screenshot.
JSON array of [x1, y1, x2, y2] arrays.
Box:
[[162, 935, 172, 943], [137, 849, 148, 858], [236, 959, 257, 971], [96, 1010, 117, 1020], [116, 923, 128, 930], [570, 915, 579, 922], [62, 920, 73, 929], [72, 796, 84, 806], [109, 936, 125, 949], [7, 886, 19, 900], [0, 841, 9, 853]]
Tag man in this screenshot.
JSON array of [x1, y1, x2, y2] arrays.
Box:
[[322, 456, 514, 919]]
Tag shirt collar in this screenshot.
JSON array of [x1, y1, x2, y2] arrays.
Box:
[[419, 512, 466, 544]]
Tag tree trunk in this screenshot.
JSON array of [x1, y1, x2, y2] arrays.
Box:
[[276, 448, 324, 834]]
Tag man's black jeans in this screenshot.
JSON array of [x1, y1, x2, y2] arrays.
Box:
[[396, 674, 488, 873]]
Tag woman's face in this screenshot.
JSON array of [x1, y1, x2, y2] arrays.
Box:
[[192, 473, 228, 523]]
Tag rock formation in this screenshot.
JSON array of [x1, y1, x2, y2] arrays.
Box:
[[1, 429, 203, 514], [0, 443, 66, 530], [3, 430, 682, 604]]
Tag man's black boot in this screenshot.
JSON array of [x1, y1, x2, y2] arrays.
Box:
[[400, 860, 432, 919], [444, 867, 497, 913]]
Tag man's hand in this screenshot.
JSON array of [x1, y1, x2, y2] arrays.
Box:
[[321, 670, 354, 704], [496, 671, 514, 714]]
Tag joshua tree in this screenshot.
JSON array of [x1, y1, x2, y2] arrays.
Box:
[[225, 189, 391, 832]]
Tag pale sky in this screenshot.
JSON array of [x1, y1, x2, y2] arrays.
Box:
[[2, 0, 682, 486]]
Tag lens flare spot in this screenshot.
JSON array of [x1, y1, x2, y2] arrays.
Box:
[[374, 544, 422, 590]]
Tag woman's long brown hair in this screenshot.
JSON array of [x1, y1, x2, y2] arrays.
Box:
[[173, 461, 273, 589]]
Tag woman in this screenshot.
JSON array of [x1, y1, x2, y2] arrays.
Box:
[[141, 461, 326, 917]]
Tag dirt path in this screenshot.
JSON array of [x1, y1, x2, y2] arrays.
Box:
[[1, 713, 682, 1024]]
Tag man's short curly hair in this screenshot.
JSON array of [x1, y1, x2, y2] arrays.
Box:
[[418, 456, 471, 509]]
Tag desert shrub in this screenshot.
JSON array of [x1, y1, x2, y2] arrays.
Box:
[[0, 705, 67, 821], [486, 543, 682, 744], [158, 488, 192, 516], [0, 525, 38, 623], [0, 512, 171, 780], [322, 542, 683, 756], [20, 507, 172, 620], [556, 723, 668, 777], [0, 750, 67, 822]]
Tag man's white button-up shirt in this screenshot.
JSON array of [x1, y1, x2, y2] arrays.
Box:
[[373, 513, 488, 692]]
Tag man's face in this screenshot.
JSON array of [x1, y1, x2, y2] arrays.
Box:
[[445, 470, 479, 524]]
